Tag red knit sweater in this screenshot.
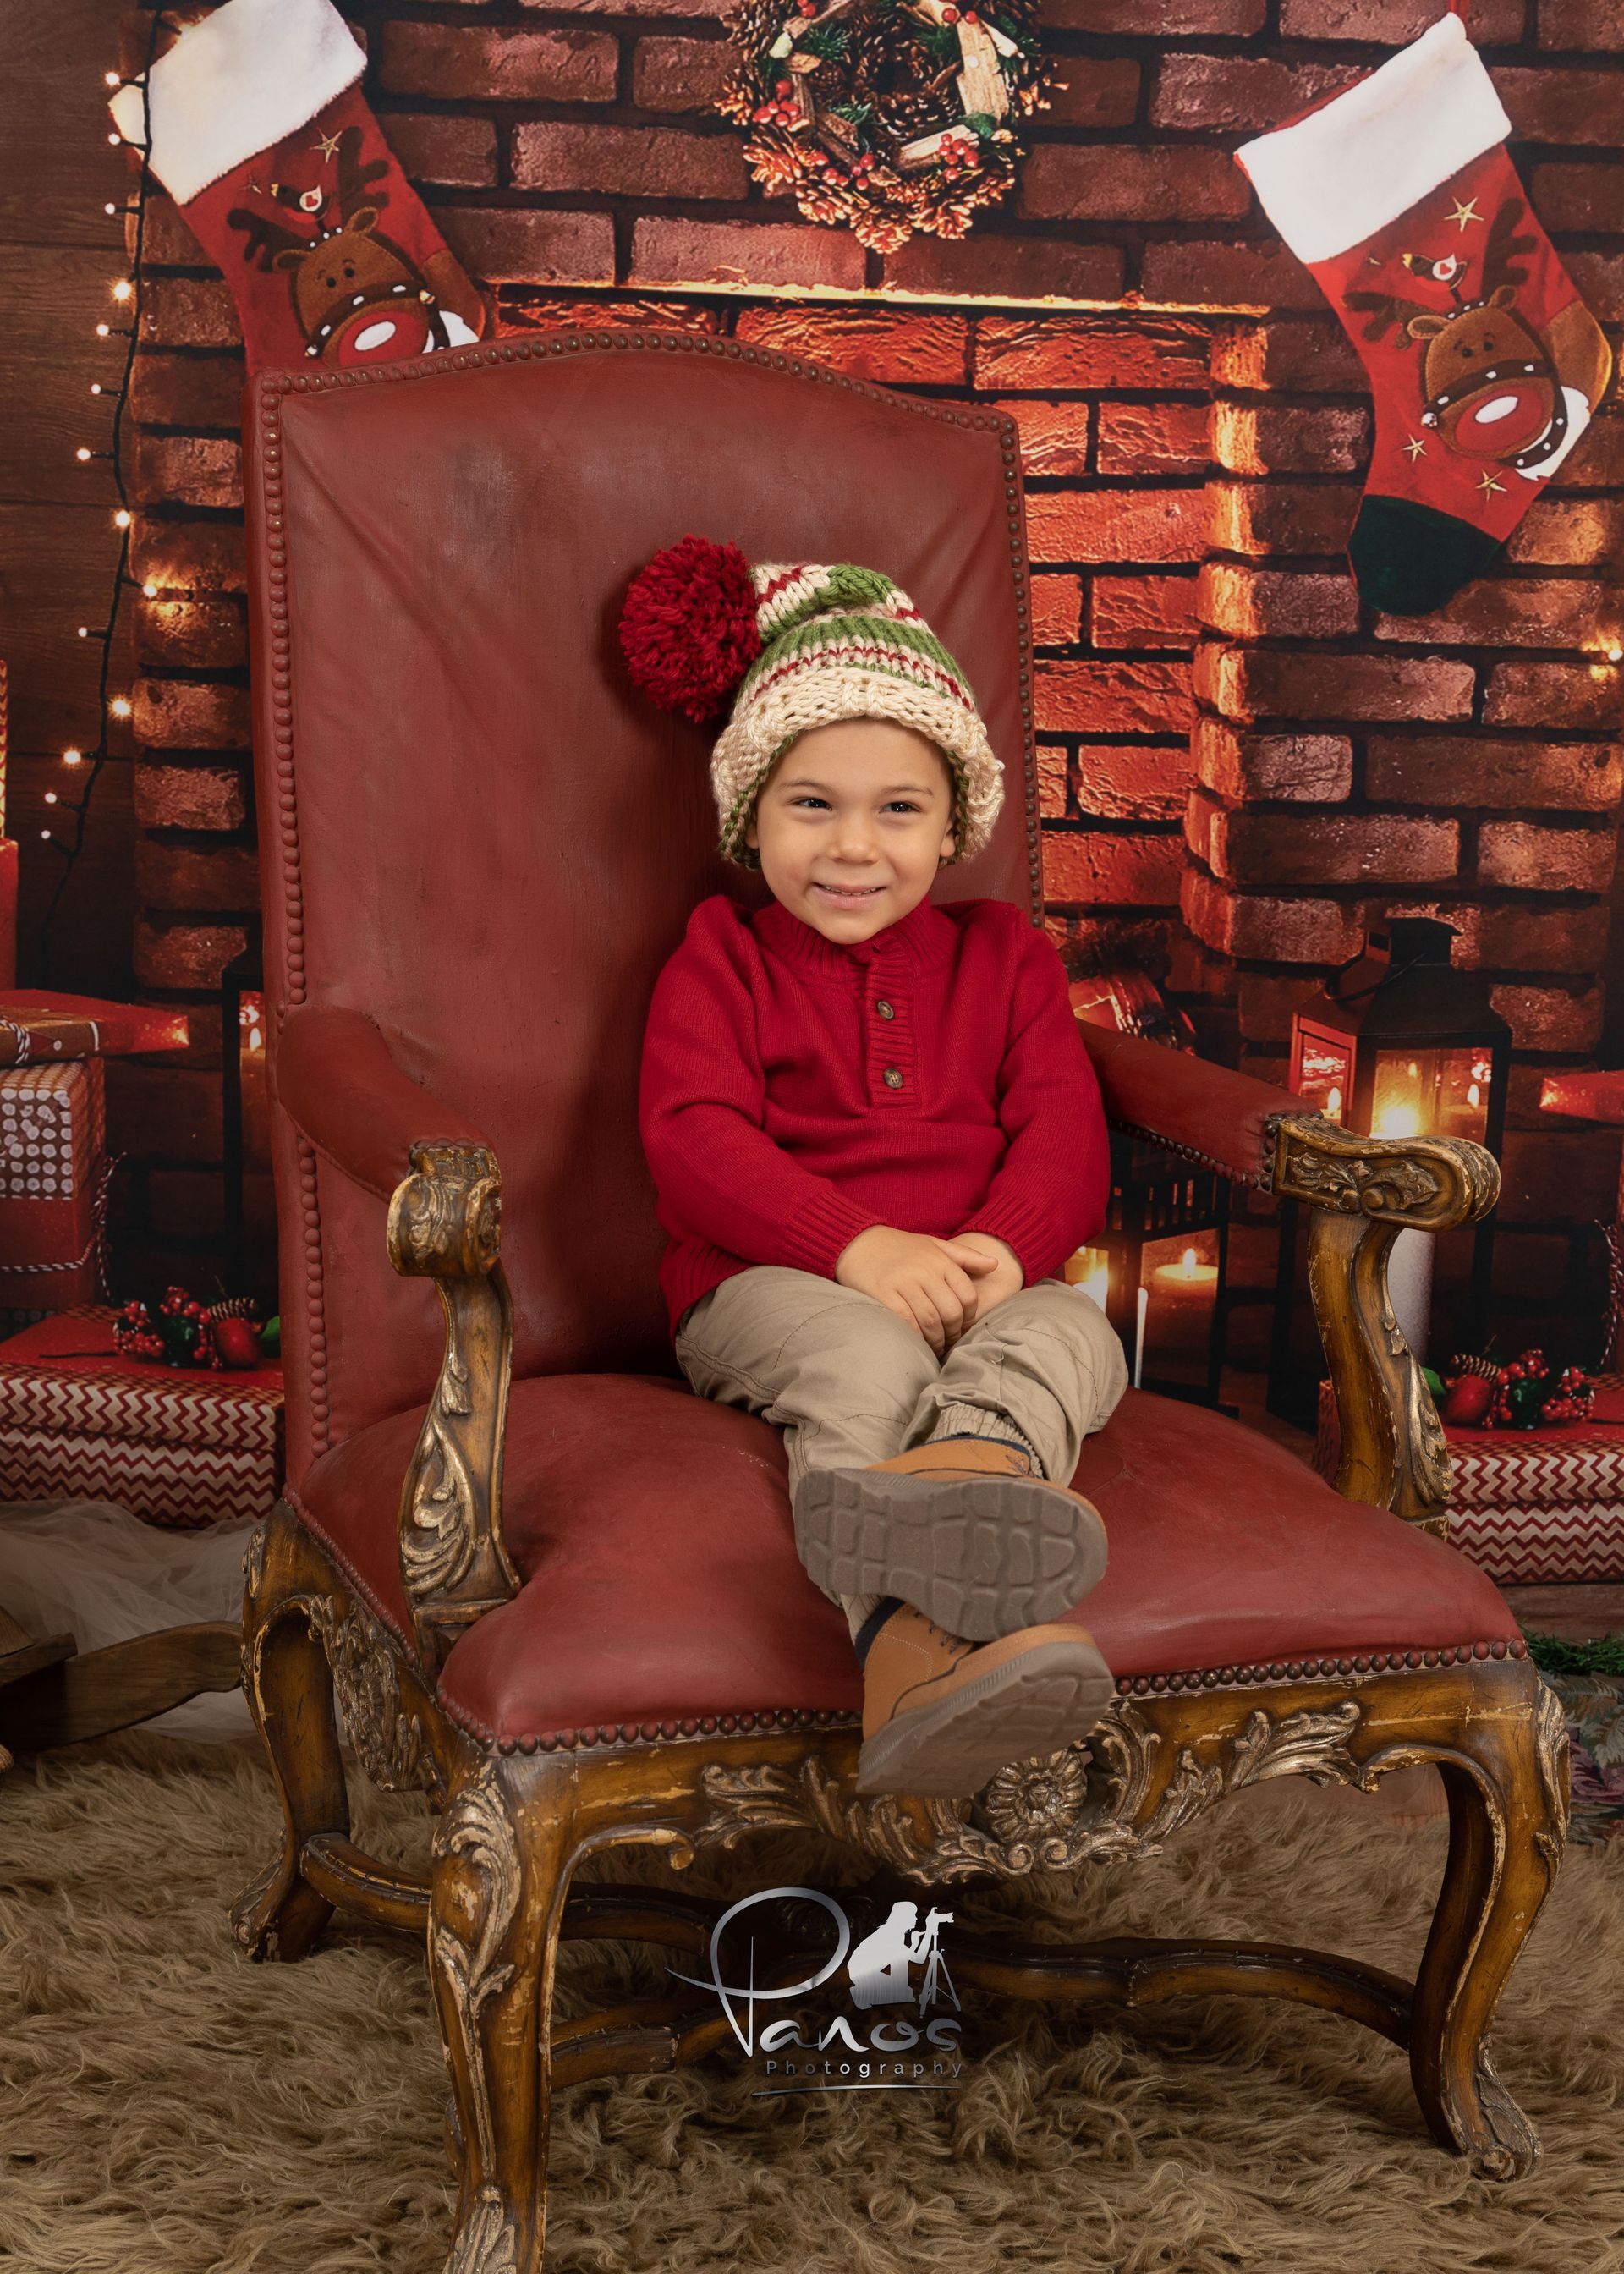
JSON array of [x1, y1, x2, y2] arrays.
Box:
[[638, 891, 1111, 1339]]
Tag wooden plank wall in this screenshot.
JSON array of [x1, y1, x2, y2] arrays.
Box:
[[1, 0, 137, 995]]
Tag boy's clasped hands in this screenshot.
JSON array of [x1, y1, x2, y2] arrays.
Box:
[[834, 1226, 1023, 1357]]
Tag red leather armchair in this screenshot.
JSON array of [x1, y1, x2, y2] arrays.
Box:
[[231, 332, 1566, 2274]]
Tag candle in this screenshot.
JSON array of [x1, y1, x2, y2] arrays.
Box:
[[1150, 1245, 1220, 1299]]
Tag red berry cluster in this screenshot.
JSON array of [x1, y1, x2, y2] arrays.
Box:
[[752, 79, 801, 126], [112, 1286, 223, 1369], [112, 1299, 167, 1363], [1541, 1366, 1594, 1425], [941, 135, 979, 173], [1479, 1348, 1593, 1430]]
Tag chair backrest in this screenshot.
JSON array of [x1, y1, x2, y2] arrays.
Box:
[[244, 332, 1043, 1488]]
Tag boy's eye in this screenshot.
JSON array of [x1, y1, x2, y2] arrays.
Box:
[[791, 797, 919, 814]]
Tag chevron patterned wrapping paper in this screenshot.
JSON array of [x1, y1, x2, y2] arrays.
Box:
[[1316, 1378, 1624, 1583], [0, 1307, 283, 1528]]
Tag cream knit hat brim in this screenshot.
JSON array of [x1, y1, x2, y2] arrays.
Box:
[[712, 561, 1003, 870], [715, 666, 1001, 871]]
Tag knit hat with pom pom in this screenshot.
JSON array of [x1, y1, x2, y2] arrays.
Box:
[[617, 534, 1003, 871]]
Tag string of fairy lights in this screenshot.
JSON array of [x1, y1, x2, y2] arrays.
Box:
[[37, 11, 162, 981]]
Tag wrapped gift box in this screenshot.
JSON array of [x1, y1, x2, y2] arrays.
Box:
[[0, 1306, 283, 1528], [0, 991, 189, 1067], [1315, 1377, 1624, 1583], [0, 1060, 109, 1321]]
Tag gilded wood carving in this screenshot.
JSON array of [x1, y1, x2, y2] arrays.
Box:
[[387, 1142, 521, 1671], [1270, 1112, 1499, 1528], [689, 1695, 1365, 1881]]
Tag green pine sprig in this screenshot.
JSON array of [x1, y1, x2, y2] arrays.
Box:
[[1524, 1629, 1624, 1678]]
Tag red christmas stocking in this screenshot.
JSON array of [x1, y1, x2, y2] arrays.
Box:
[[110, 0, 486, 374], [1236, 9, 1612, 616]]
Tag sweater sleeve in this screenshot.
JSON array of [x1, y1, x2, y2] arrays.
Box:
[[638, 906, 887, 1280], [954, 916, 1111, 1286]]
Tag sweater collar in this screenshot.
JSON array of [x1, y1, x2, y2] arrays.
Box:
[[754, 891, 958, 976]]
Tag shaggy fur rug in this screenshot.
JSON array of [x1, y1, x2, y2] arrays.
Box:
[[1, 1733, 1621, 2274]]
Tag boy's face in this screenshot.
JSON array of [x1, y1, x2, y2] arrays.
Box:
[[744, 717, 957, 944]]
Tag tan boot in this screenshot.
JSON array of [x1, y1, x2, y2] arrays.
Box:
[[854, 1601, 1116, 1798], [794, 1438, 1108, 1641]]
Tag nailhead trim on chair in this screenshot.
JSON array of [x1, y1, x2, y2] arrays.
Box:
[[1105, 1115, 1273, 1190], [254, 330, 1045, 1460], [429, 1634, 1529, 1755]]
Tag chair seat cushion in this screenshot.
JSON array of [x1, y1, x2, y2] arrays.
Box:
[[294, 1375, 1522, 1749]]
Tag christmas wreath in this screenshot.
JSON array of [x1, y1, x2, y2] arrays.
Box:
[[718, 0, 1054, 254]]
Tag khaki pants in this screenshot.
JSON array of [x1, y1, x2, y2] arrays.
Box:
[[674, 1266, 1127, 1513]]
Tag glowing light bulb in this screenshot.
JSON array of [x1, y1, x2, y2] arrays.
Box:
[[1610, 645, 1623, 665], [76, 626, 89, 639], [95, 322, 110, 338], [104, 200, 117, 216], [111, 279, 132, 303], [43, 793, 58, 805], [107, 132, 120, 146], [90, 383, 102, 396], [75, 446, 91, 462], [141, 581, 157, 599], [109, 695, 132, 719], [41, 830, 52, 842], [112, 508, 130, 529], [63, 750, 84, 766], [105, 70, 120, 87]]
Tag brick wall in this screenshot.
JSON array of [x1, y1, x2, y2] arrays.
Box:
[[110, 0, 1624, 1359]]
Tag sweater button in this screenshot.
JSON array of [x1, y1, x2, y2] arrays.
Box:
[[875, 999, 895, 1019], [883, 1067, 903, 1089]]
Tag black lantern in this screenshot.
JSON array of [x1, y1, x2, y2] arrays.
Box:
[[1270, 918, 1512, 1410], [1289, 918, 1511, 1172]]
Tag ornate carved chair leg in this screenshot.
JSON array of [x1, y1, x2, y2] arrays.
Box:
[[430, 1755, 578, 2274], [231, 1502, 352, 1964], [1408, 1673, 1569, 2179]]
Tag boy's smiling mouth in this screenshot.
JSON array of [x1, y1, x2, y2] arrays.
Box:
[[813, 882, 885, 902]]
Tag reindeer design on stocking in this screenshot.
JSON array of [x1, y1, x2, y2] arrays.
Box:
[[226, 125, 480, 367], [1344, 194, 1612, 481]]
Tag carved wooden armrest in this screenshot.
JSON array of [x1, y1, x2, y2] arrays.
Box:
[[272, 1006, 520, 1675], [1268, 1113, 1501, 1534], [386, 1143, 521, 1674]]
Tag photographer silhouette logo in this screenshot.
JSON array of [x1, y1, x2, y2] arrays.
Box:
[[669, 1887, 966, 2097]]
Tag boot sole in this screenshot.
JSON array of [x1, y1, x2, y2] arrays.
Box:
[[793, 1469, 1108, 1641], [855, 1634, 1117, 1798]]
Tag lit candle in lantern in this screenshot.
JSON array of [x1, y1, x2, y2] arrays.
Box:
[[1150, 1244, 1220, 1298]]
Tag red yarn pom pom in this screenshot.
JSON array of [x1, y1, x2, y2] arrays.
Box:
[[618, 535, 761, 726]]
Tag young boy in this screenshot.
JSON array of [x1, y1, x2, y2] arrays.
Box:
[[624, 539, 1128, 1800]]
